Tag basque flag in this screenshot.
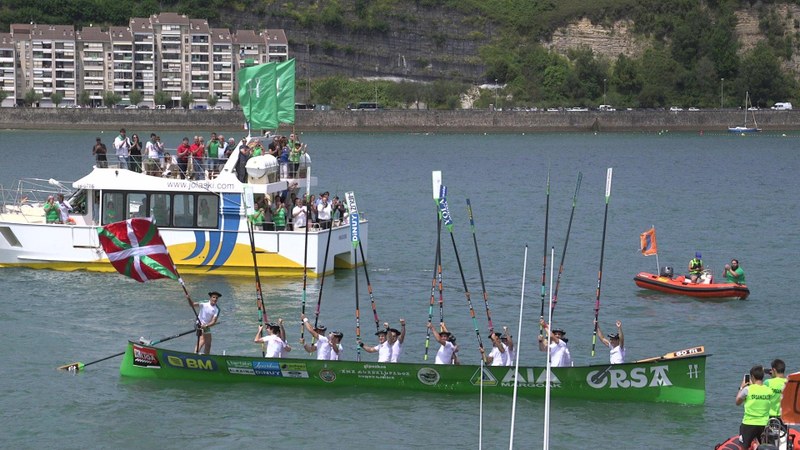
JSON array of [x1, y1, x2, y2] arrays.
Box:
[[98, 218, 179, 282]]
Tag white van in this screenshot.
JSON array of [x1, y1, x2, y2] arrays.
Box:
[[772, 102, 793, 110]]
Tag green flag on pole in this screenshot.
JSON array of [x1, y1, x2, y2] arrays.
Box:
[[276, 59, 296, 125], [238, 62, 278, 130]]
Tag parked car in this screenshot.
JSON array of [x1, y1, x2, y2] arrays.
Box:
[[124, 105, 138, 109], [669, 106, 683, 112], [688, 107, 700, 111], [155, 105, 166, 110], [598, 104, 616, 111], [772, 102, 793, 110]]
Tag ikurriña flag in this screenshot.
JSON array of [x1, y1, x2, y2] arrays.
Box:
[[640, 227, 658, 256], [98, 218, 178, 282]]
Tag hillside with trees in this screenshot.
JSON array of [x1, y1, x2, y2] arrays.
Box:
[[2, 0, 799, 109]]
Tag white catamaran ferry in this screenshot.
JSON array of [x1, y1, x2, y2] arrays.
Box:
[[0, 150, 368, 277]]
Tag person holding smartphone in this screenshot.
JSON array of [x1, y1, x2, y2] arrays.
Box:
[[735, 365, 772, 448]]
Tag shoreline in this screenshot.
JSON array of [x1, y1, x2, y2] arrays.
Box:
[[1, 108, 798, 132]]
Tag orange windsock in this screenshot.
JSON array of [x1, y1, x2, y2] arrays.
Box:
[[640, 227, 658, 256]]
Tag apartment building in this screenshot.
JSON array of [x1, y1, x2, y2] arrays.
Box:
[[4, 13, 288, 108], [0, 33, 16, 107], [76, 26, 110, 107]]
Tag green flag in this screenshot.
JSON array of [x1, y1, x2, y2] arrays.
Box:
[[238, 62, 278, 130], [276, 59, 296, 125]]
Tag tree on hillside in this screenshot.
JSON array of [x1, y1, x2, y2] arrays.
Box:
[[611, 54, 642, 99], [207, 94, 218, 108], [23, 88, 42, 107], [103, 91, 122, 107], [637, 46, 684, 107], [739, 43, 796, 106], [128, 89, 144, 106], [0, 89, 9, 106], [231, 90, 240, 108], [50, 92, 64, 106]]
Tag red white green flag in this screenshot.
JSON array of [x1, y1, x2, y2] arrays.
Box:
[[98, 218, 178, 282]]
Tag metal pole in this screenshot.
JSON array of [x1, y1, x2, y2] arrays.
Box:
[[720, 78, 724, 109]]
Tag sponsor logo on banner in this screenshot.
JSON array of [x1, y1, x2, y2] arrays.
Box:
[[280, 363, 309, 378], [417, 367, 440, 386], [586, 365, 672, 389], [133, 344, 161, 368], [163, 352, 217, 371], [349, 212, 359, 245], [253, 360, 282, 377], [227, 359, 255, 375], [470, 367, 498, 386], [500, 368, 561, 387], [320, 369, 336, 383]]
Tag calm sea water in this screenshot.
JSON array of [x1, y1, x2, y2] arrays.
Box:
[[0, 128, 798, 449]]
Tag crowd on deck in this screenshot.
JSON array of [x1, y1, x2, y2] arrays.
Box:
[[91, 128, 308, 183]]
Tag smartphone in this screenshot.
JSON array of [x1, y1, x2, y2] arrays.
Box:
[[744, 374, 751, 384]]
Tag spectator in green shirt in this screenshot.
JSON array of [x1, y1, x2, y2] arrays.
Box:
[[723, 259, 746, 285]]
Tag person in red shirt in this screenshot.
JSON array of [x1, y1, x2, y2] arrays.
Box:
[[175, 137, 192, 179], [190, 136, 206, 180]]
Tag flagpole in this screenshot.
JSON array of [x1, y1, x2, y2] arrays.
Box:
[[652, 224, 660, 274]]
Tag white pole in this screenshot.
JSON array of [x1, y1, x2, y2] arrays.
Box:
[[653, 225, 660, 275], [479, 358, 484, 450], [543, 247, 554, 450], [508, 245, 528, 450]]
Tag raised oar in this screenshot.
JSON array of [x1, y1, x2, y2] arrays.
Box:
[[299, 168, 312, 340], [439, 190, 485, 359], [345, 192, 362, 361], [358, 242, 381, 332], [312, 206, 336, 330], [539, 169, 551, 337], [423, 242, 441, 360], [591, 168, 613, 357], [57, 327, 199, 371], [550, 172, 582, 320], [635, 346, 705, 363], [247, 218, 269, 356], [466, 199, 494, 332]]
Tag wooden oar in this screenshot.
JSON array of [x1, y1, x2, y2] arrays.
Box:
[[635, 346, 705, 363], [466, 198, 494, 333], [57, 327, 199, 371], [550, 172, 582, 320], [591, 168, 613, 357], [539, 169, 550, 337]]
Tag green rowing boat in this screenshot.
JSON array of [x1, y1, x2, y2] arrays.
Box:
[[120, 341, 708, 405]]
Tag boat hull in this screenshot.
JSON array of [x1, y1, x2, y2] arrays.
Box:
[[728, 127, 761, 133], [715, 428, 799, 450], [634, 272, 749, 300], [120, 341, 707, 405]]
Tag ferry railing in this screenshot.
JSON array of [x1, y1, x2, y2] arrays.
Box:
[[0, 178, 74, 223]]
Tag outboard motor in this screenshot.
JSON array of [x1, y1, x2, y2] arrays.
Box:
[[660, 266, 674, 278], [757, 418, 788, 450]]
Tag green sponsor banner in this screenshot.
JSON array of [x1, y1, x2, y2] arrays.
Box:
[[238, 62, 278, 130], [276, 59, 296, 125]]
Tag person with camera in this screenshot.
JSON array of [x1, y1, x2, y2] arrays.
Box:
[[735, 364, 772, 448], [764, 359, 787, 419], [317, 193, 332, 230], [723, 259, 746, 285]]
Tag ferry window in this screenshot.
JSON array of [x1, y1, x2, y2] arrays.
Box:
[[102, 193, 124, 225], [127, 193, 148, 219], [69, 189, 87, 215], [197, 194, 219, 228], [173, 194, 195, 227], [150, 193, 171, 227]]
